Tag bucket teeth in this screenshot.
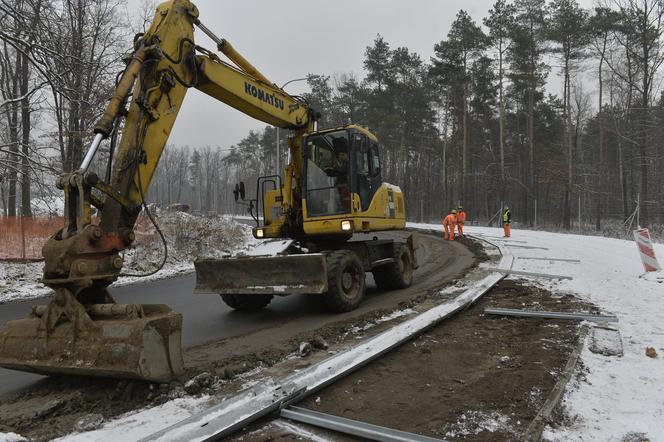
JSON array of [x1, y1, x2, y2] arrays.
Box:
[[0, 290, 183, 382]]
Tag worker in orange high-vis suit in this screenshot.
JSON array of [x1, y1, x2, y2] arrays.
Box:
[[456, 205, 466, 237], [503, 206, 511, 238], [443, 209, 458, 241]]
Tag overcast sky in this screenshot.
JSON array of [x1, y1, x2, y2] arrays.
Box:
[[128, 0, 595, 149]]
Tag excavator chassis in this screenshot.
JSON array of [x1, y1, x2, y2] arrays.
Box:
[[194, 232, 419, 305], [0, 289, 183, 382]]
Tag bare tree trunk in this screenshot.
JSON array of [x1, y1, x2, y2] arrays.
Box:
[[562, 59, 569, 229], [398, 121, 406, 184], [442, 106, 449, 209], [7, 50, 19, 217], [19, 51, 32, 217], [0, 180, 6, 216], [528, 20, 536, 226], [462, 78, 469, 202], [498, 41, 506, 204], [565, 60, 573, 230], [596, 38, 606, 231]]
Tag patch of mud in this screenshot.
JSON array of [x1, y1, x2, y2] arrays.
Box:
[[243, 280, 593, 441]]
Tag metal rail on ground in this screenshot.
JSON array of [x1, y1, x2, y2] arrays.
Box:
[[280, 406, 445, 442], [517, 257, 581, 263], [485, 268, 573, 280], [140, 234, 513, 442], [485, 308, 618, 323], [505, 244, 550, 250]]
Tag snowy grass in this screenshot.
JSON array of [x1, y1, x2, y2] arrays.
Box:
[[52, 396, 213, 442], [411, 222, 664, 441], [0, 214, 258, 304]]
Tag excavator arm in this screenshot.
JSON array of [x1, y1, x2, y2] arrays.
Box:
[[46, 0, 314, 294], [0, 0, 315, 382]]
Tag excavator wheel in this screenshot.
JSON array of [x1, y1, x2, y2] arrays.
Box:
[[322, 250, 366, 312], [221, 293, 273, 311], [372, 243, 414, 290]]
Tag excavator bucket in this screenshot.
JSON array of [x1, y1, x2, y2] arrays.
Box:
[[0, 290, 183, 382], [194, 254, 328, 295]]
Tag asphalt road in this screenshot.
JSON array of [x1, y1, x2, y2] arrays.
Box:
[[0, 230, 465, 397], [0, 275, 344, 396]]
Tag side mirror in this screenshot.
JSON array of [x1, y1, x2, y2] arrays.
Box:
[[233, 182, 247, 201]]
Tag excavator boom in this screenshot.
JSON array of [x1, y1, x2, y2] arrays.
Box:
[[0, 0, 314, 382]]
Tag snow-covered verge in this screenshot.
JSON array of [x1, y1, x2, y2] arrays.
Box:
[[411, 222, 664, 441], [48, 396, 213, 442], [0, 213, 257, 304], [0, 432, 27, 442]]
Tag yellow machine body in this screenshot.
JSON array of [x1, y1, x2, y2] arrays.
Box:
[[0, 0, 411, 382]]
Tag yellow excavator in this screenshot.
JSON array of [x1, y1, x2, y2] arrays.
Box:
[[0, 0, 417, 382]]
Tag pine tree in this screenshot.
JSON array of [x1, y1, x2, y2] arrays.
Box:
[[432, 10, 488, 204], [485, 0, 516, 204], [546, 0, 590, 230]]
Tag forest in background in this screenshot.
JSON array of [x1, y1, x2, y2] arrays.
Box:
[[2, 0, 664, 233]]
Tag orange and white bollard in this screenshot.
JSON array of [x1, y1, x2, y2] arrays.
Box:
[[634, 228, 661, 272]]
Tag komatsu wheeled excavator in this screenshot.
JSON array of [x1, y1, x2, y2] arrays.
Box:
[[0, 0, 417, 382]]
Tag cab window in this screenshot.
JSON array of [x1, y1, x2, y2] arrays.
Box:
[[304, 130, 351, 217]]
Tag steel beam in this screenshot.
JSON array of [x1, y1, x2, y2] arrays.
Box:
[[517, 257, 581, 263], [281, 406, 445, 442], [485, 268, 573, 280], [505, 244, 550, 250], [485, 308, 618, 323]]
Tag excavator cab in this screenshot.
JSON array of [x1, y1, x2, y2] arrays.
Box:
[[302, 126, 384, 223], [298, 125, 403, 237], [303, 129, 352, 217], [252, 125, 400, 239]]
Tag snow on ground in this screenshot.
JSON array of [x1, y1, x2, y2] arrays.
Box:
[[0, 432, 27, 442], [411, 222, 664, 441], [0, 214, 258, 304], [52, 396, 212, 442]]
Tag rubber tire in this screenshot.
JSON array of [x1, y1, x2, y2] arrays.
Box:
[[220, 293, 273, 311], [322, 250, 366, 312], [372, 243, 414, 290]]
